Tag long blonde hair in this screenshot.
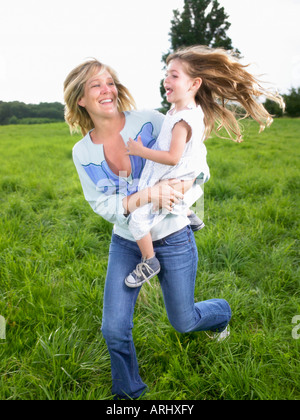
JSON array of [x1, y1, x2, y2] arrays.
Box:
[[64, 59, 136, 136], [167, 46, 285, 142]]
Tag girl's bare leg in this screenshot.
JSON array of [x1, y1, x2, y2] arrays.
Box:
[[136, 233, 155, 259]]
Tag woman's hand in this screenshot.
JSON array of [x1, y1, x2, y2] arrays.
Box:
[[150, 179, 184, 212], [123, 179, 184, 215]]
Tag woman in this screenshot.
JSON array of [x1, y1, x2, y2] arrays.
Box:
[[64, 59, 231, 400]]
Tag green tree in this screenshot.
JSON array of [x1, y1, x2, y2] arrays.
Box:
[[159, 0, 239, 112], [264, 98, 283, 118], [284, 87, 300, 118], [264, 87, 300, 118]]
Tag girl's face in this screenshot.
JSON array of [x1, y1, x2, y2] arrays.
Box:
[[164, 59, 201, 109], [78, 68, 119, 119]]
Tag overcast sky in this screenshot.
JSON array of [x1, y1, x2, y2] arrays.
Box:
[[0, 0, 299, 109]]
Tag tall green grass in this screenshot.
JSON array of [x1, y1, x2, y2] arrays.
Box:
[[0, 120, 299, 400]]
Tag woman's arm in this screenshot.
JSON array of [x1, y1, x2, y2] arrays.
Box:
[[73, 150, 129, 225], [123, 179, 184, 215], [73, 147, 185, 222], [126, 121, 190, 166]]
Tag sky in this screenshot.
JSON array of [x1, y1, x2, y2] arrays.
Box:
[[0, 0, 299, 109]]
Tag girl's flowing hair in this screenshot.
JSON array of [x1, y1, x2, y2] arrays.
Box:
[[64, 59, 136, 136], [167, 45, 285, 142]]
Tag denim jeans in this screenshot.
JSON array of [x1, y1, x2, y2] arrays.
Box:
[[101, 226, 231, 399]]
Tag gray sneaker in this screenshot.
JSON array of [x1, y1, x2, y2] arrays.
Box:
[[125, 256, 161, 288], [188, 211, 205, 231]]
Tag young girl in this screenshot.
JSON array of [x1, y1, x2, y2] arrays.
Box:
[[125, 45, 284, 288]]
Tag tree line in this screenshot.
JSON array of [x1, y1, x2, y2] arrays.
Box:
[[0, 89, 298, 127], [264, 88, 300, 118], [0, 0, 299, 126], [0, 101, 64, 125]]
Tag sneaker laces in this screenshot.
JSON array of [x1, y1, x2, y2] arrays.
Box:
[[132, 260, 154, 287]]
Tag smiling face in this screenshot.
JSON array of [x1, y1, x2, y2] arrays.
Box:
[[78, 68, 119, 119], [164, 59, 201, 111]]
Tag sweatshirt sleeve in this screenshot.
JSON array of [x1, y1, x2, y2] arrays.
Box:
[[72, 148, 128, 226]]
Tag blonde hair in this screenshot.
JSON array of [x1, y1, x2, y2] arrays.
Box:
[[64, 59, 136, 136], [167, 45, 285, 142]]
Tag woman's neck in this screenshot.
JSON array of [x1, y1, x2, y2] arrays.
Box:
[[91, 112, 125, 145]]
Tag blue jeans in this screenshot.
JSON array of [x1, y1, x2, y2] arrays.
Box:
[[101, 226, 231, 399]]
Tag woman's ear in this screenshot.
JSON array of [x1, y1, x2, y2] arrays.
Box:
[[78, 97, 85, 107]]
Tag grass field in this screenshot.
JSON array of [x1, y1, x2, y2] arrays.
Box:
[[0, 119, 299, 400]]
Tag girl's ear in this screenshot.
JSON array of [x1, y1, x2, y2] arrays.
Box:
[[193, 78, 202, 91]]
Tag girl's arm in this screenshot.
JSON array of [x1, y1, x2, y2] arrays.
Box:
[[126, 120, 190, 166]]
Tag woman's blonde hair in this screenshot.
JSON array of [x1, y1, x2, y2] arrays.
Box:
[[167, 45, 285, 142], [64, 59, 136, 136]]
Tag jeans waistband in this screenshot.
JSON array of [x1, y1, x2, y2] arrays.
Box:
[[152, 226, 189, 246]]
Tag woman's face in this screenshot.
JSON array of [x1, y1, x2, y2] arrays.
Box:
[[78, 68, 119, 118]]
